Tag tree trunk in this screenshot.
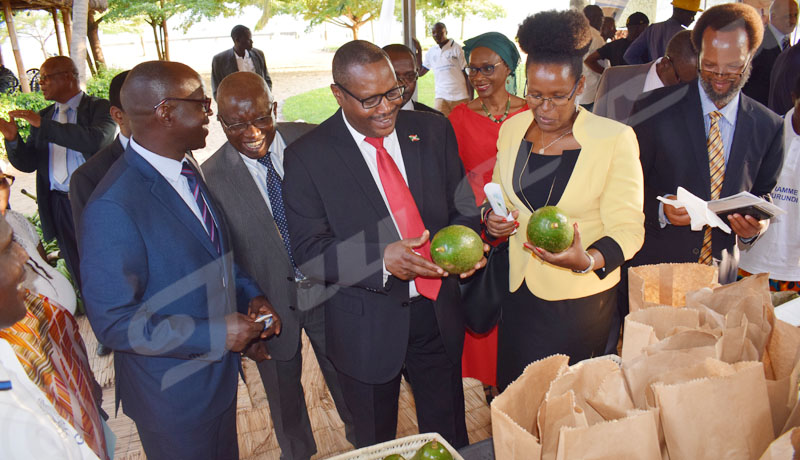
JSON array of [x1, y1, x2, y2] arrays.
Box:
[[161, 19, 170, 61], [351, 23, 360, 40], [87, 10, 106, 69], [70, 0, 89, 86], [62, 9, 73, 54], [52, 8, 65, 56], [150, 21, 163, 60], [86, 49, 96, 76], [460, 13, 465, 40]]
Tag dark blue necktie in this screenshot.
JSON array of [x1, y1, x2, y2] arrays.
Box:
[[257, 153, 303, 279], [181, 161, 222, 255]]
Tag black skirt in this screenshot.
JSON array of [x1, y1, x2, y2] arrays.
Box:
[[496, 284, 617, 391]]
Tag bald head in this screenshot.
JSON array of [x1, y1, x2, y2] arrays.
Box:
[[40, 56, 79, 102], [216, 72, 276, 160], [217, 72, 273, 118], [43, 56, 77, 75], [332, 40, 391, 87], [121, 61, 210, 159], [771, 0, 799, 35]]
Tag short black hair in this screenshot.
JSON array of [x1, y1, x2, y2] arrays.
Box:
[[231, 25, 250, 41], [626, 12, 650, 27], [332, 40, 390, 86], [665, 30, 697, 63], [108, 70, 129, 110], [517, 10, 592, 79], [383, 43, 414, 60], [792, 73, 800, 99], [583, 5, 604, 28], [691, 3, 763, 55]]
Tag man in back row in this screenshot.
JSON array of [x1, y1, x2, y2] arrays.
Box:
[[211, 25, 272, 100], [624, 0, 702, 64], [383, 44, 443, 116], [419, 22, 472, 116]]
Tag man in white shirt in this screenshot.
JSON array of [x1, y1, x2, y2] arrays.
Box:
[[419, 22, 472, 116], [202, 71, 356, 460], [593, 30, 698, 124], [211, 25, 272, 100]]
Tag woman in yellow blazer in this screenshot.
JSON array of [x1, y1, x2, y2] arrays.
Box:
[[486, 10, 644, 390]]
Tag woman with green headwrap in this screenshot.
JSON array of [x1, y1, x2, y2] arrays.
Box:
[[450, 32, 526, 393]]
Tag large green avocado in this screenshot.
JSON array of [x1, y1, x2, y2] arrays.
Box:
[[382, 455, 406, 460], [526, 206, 574, 253], [411, 440, 454, 460], [430, 225, 483, 274]]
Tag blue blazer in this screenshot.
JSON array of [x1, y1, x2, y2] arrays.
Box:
[[78, 145, 261, 432]]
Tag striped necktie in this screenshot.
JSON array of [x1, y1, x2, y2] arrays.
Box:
[[365, 136, 441, 300], [51, 103, 70, 183], [181, 161, 221, 255], [699, 111, 725, 265], [782, 36, 791, 50], [257, 153, 303, 279]]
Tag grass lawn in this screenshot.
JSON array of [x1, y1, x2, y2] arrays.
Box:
[[282, 67, 528, 124], [282, 73, 436, 124]]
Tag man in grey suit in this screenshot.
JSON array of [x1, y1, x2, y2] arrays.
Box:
[[211, 25, 272, 100], [203, 72, 354, 460], [593, 30, 698, 125]]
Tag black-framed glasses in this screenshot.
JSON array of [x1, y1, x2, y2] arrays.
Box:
[[698, 57, 751, 82], [464, 61, 505, 77], [38, 70, 72, 84], [153, 96, 213, 114], [334, 82, 404, 109], [525, 79, 580, 107], [395, 71, 418, 84], [219, 111, 274, 134], [664, 55, 682, 84], [0, 174, 14, 186]]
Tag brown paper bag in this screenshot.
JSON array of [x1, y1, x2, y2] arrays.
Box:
[[538, 390, 588, 460], [653, 361, 774, 460], [491, 354, 570, 459], [628, 263, 718, 313], [585, 367, 636, 421], [545, 357, 623, 425], [554, 409, 661, 460], [621, 307, 702, 361], [757, 427, 800, 460], [768, 359, 800, 438], [623, 349, 716, 408]]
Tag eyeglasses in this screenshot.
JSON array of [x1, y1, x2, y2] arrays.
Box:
[[0, 174, 14, 186], [219, 112, 274, 134], [464, 62, 505, 77], [334, 83, 404, 109], [153, 96, 213, 114], [664, 55, 682, 84], [698, 57, 751, 82], [38, 70, 72, 84], [525, 79, 580, 107], [395, 71, 418, 84]]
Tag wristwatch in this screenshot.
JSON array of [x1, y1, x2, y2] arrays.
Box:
[[573, 251, 595, 274]]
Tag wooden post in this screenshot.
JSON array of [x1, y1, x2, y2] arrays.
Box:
[[2, 0, 30, 92], [62, 8, 73, 54], [52, 8, 65, 56]]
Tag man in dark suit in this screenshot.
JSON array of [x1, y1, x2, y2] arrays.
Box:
[[282, 40, 484, 449], [70, 70, 130, 227], [79, 61, 281, 460], [203, 71, 355, 459], [593, 30, 697, 124], [383, 44, 444, 116], [630, 3, 784, 284], [211, 25, 272, 100], [742, 0, 798, 107], [0, 56, 115, 286]]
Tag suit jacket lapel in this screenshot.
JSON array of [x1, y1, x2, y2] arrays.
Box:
[[125, 147, 219, 257], [682, 83, 713, 199], [395, 120, 425, 214], [328, 110, 399, 239], [722, 97, 753, 197]]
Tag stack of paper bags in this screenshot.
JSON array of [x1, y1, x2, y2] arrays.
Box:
[[491, 264, 800, 460]]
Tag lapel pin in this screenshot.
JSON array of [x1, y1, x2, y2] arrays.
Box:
[[409, 134, 420, 142]]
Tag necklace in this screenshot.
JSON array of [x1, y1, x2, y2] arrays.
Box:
[[480, 93, 511, 123], [538, 127, 573, 154]]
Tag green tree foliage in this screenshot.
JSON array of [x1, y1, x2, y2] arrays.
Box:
[[416, 0, 505, 39], [270, 0, 381, 40], [104, 0, 247, 60]]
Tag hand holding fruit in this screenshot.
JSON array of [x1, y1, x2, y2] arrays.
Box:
[[430, 225, 488, 278], [385, 230, 446, 281], [486, 209, 520, 238], [525, 222, 593, 271]]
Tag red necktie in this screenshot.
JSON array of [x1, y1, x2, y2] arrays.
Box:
[[365, 136, 441, 300]]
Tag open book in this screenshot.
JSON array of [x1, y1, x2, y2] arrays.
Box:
[[706, 191, 785, 221]]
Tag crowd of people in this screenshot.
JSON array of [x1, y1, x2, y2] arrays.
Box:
[[0, 1, 798, 459]]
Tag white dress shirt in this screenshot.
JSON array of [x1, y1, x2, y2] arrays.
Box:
[[642, 58, 667, 93], [341, 111, 419, 297], [238, 131, 287, 215], [129, 138, 214, 232], [48, 91, 86, 192], [0, 340, 101, 460], [118, 133, 130, 149], [235, 49, 256, 74]]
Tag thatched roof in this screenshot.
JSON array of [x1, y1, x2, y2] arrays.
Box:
[[6, 0, 108, 13]]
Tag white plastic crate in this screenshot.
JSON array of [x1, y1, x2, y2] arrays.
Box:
[[326, 432, 465, 460]]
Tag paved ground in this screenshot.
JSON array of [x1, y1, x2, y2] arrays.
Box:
[[4, 69, 333, 218]]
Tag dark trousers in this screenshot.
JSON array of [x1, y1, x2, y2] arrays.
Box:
[[256, 304, 355, 460], [136, 397, 238, 460], [50, 190, 81, 287], [335, 298, 468, 449]]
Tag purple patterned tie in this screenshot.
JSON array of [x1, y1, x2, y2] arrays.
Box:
[[181, 161, 221, 255]]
